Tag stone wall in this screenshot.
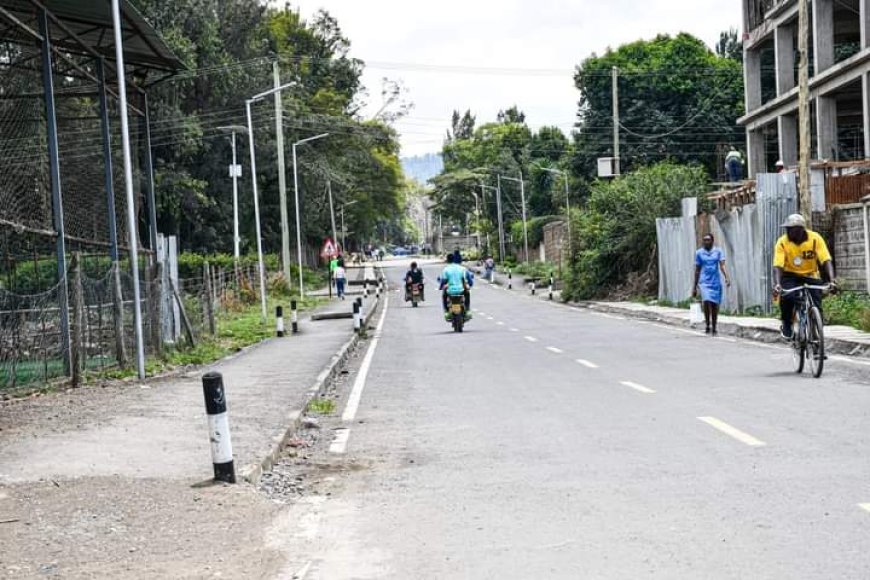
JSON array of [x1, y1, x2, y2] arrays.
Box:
[[541, 221, 568, 264], [833, 203, 868, 291]]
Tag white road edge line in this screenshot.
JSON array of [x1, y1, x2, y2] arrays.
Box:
[[524, 336, 539, 343], [546, 346, 564, 354], [576, 359, 599, 369], [341, 297, 390, 422], [831, 355, 870, 367], [697, 416, 766, 447], [329, 428, 350, 454], [620, 380, 656, 394]]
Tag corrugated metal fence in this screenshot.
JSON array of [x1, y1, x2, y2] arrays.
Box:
[[656, 173, 797, 314]]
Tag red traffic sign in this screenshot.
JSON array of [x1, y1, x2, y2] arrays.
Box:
[[320, 238, 338, 259]]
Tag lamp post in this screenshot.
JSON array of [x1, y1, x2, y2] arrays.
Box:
[[245, 80, 298, 319], [499, 174, 529, 263], [217, 125, 248, 268], [292, 132, 330, 297], [340, 199, 358, 257]]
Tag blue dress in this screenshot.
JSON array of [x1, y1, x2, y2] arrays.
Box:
[[695, 247, 724, 304]]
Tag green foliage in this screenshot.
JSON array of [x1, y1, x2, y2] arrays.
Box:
[[132, 0, 406, 255], [562, 162, 708, 300], [307, 398, 336, 415], [571, 33, 744, 181], [512, 261, 553, 280], [824, 291, 870, 332]]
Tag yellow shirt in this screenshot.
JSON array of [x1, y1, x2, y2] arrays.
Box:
[[773, 230, 832, 278]]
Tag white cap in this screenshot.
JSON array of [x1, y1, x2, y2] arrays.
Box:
[[781, 213, 806, 228]]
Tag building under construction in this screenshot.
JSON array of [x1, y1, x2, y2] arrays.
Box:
[[740, 0, 869, 174]]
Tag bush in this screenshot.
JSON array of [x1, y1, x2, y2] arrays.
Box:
[[824, 291, 870, 331], [563, 162, 708, 300], [509, 215, 562, 249]]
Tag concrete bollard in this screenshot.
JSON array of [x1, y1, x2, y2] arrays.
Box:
[[357, 296, 365, 324], [531, 281, 536, 295], [291, 299, 299, 334], [353, 300, 361, 333], [201, 372, 236, 484], [508, 269, 512, 290], [275, 305, 285, 337], [549, 275, 554, 301]]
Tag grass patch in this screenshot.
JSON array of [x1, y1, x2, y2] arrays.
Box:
[[307, 398, 336, 415], [823, 291, 870, 331]]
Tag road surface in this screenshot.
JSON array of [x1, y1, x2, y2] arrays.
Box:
[[276, 259, 870, 579]]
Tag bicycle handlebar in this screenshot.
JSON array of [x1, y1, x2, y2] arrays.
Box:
[[779, 283, 831, 295]]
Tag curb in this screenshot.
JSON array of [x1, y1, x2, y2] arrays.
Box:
[[238, 271, 385, 484], [573, 301, 870, 359]]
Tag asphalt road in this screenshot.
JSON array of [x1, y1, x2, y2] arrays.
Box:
[[281, 259, 870, 579]]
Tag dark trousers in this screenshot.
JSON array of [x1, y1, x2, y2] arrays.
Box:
[[726, 159, 743, 182], [780, 275, 823, 327]]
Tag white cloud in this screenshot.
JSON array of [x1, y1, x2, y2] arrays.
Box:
[[294, 1, 744, 155]]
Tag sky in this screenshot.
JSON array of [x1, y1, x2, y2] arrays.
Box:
[[293, 1, 744, 157]]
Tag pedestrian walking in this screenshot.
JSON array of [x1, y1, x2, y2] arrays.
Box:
[[692, 233, 731, 336], [334, 259, 347, 300]]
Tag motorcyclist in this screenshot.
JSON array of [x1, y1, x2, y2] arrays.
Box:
[[439, 252, 473, 320], [405, 261, 425, 301]]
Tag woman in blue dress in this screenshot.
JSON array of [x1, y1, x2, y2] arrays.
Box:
[[692, 233, 731, 336]]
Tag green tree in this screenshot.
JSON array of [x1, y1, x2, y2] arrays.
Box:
[[571, 33, 744, 183]]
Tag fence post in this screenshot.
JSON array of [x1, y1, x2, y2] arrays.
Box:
[[201, 372, 236, 484], [203, 262, 216, 336], [150, 261, 162, 357], [111, 261, 128, 367], [70, 252, 83, 387]]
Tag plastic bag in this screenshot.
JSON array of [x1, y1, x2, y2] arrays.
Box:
[[689, 302, 704, 324]]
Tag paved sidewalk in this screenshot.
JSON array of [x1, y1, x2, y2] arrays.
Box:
[[0, 296, 379, 486]]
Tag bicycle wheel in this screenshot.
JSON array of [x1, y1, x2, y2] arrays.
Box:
[[792, 337, 805, 374], [807, 306, 825, 378]]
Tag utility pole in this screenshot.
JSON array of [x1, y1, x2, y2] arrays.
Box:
[[274, 61, 292, 285], [519, 174, 529, 263], [495, 176, 506, 262], [612, 65, 621, 176], [798, 0, 811, 221], [327, 180, 338, 253]]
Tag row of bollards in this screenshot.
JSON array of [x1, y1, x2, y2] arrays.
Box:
[[200, 274, 386, 484], [274, 300, 299, 337]]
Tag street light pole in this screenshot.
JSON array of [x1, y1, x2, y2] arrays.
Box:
[[327, 180, 338, 253], [291, 132, 330, 297], [495, 176, 506, 262], [273, 62, 292, 285], [244, 100, 268, 320], [499, 174, 529, 263], [218, 125, 249, 268]]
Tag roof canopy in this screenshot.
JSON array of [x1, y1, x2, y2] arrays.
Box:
[[0, 0, 183, 74]]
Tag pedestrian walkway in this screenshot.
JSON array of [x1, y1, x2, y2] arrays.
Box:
[[0, 292, 381, 486]]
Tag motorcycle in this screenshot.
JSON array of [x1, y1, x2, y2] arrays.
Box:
[[447, 295, 466, 332], [409, 283, 423, 307]]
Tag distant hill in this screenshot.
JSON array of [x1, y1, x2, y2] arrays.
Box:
[[401, 153, 443, 184]]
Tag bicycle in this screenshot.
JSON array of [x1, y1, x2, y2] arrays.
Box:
[[779, 283, 830, 378]]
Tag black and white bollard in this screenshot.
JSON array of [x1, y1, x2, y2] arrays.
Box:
[[353, 300, 361, 333], [508, 269, 512, 290], [201, 372, 236, 484], [364, 281, 369, 299], [275, 305, 285, 337], [549, 275, 554, 301], [290, 299, 299, 334], [531, 280, 536, 295], [357, 296, 366, 324]]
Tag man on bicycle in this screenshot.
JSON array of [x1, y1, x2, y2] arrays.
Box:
[[773, 213, 836, 339]]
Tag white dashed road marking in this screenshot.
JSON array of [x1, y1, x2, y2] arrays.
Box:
[[524, 336, 539, 343], [620, 381, 656, 394], [576, 359, 599, 369], [546, 346, 564, 354], [697, 416, 766, 447]]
